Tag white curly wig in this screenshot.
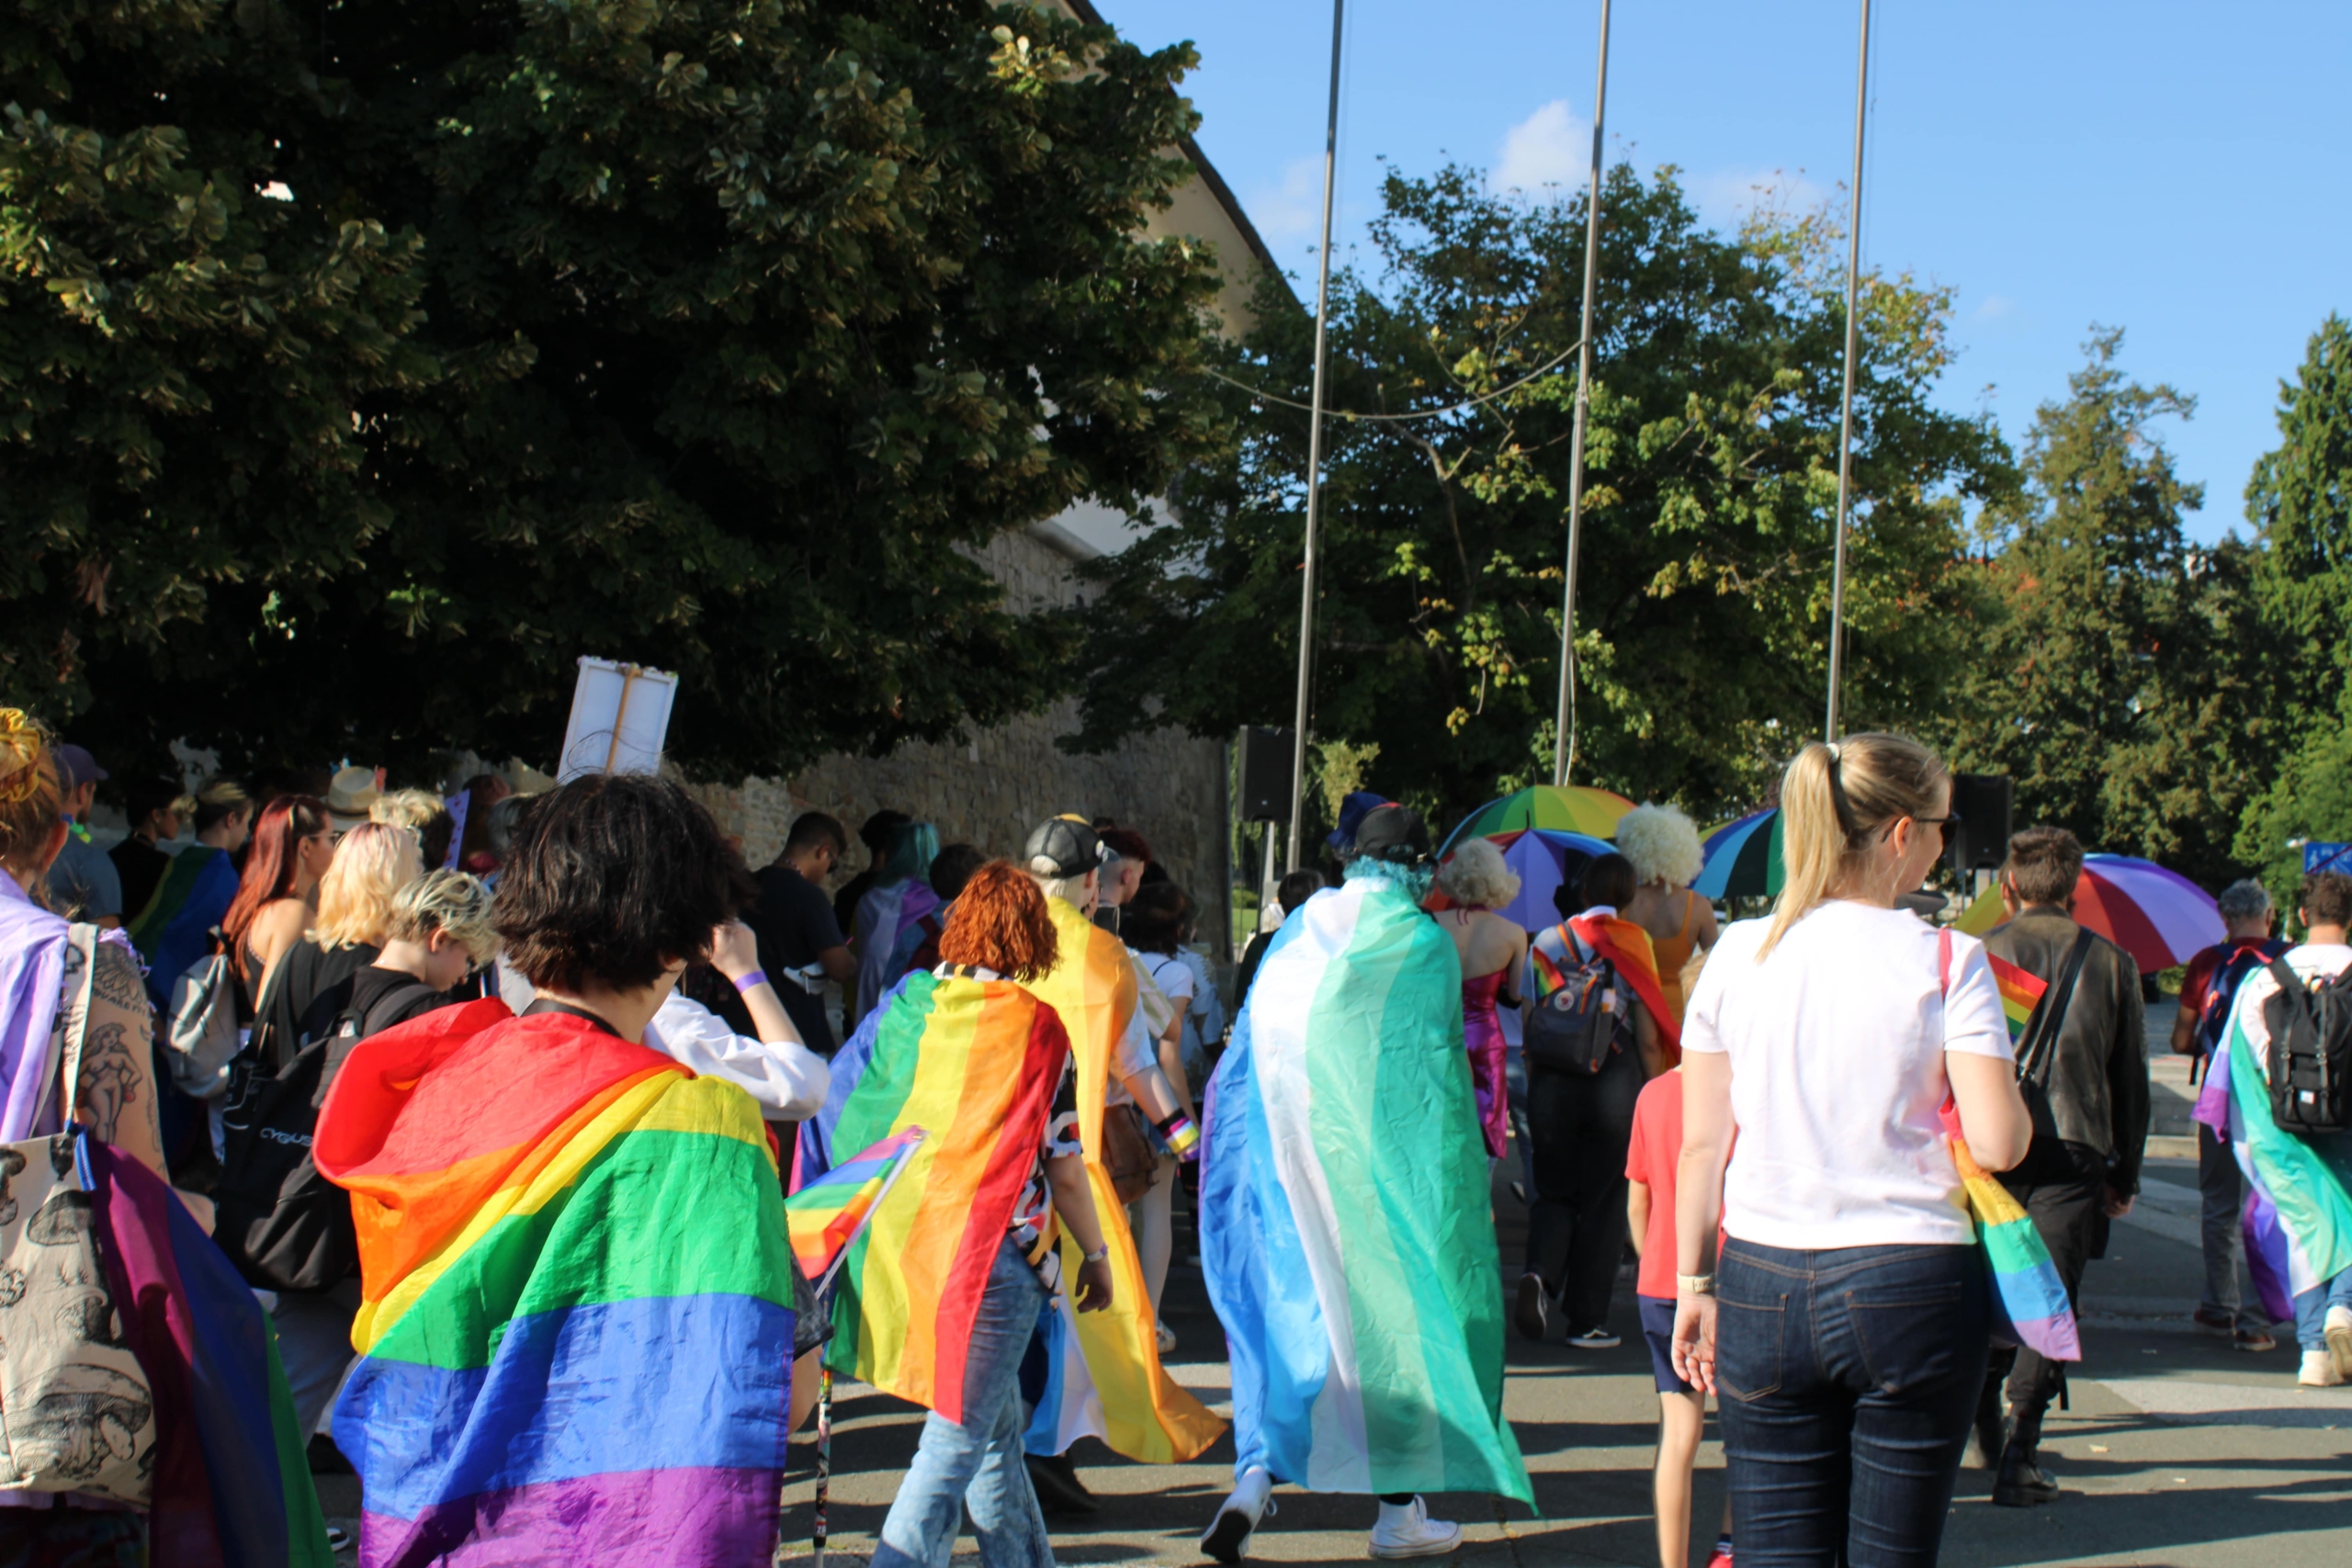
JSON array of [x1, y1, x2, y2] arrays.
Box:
[[1616, 803, 1704, 888], [1436, 836, 1521, 910]]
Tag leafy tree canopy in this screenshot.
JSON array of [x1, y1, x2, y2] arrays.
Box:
[[1069, 164, 2011, 831], [3, 0, 1229, 776]]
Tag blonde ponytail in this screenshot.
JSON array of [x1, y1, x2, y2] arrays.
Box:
[[1757, 732, 1947, 959]]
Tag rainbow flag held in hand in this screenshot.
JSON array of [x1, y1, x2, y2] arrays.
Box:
[[315, 1003, 797, 1567], [1988, 953, 2049, 1044], [785, 1127, 926, 1292], [1939, 1100, 2080, 1361]]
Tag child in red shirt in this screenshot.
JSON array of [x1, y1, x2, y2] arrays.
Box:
[[1626, 1066, 1732, 1568]]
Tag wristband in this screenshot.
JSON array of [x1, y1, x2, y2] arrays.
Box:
[[1677, 1273, 1717, 1297], [1157, 1113, 1201, 1160], [731, 969, 769, 995], [1082, 1246, 1110, 1264]]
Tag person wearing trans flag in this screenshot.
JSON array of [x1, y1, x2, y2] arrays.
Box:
[[1198, 804, 1533, 1562]]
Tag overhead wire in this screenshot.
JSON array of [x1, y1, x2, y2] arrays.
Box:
[[1202, 334, 1586, 424]]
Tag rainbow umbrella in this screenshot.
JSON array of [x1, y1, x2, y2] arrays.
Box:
[[1693, 809, 1782, 900], [1442, 784, 1635, 852], [1954, 853, 2223, 973], [1430, 827, 1614, 932]]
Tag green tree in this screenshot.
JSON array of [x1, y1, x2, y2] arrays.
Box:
[[1945, 329, 2265, 886], [1069, 164, 2010, 827], [2235, 314, 2352, 896], [4, 0, 1229, 776]]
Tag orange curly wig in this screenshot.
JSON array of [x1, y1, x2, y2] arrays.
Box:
[[937, 860, 1059, 982]]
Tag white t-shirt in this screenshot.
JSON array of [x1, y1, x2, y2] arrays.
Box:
[[1681, 900, 2013, 1249], [2227, 942, 2352, 1077]]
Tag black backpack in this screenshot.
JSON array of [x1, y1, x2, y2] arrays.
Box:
[[213, 974, 440, 1291], [2264, 958, 2352, 1137], [1522, 923, 1623, 1076]]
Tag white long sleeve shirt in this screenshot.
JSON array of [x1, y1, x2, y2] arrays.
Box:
[[642, 989, 831, 1122]]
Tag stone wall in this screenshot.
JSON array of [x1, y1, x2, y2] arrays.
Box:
[[684, 525, 1233, 942]]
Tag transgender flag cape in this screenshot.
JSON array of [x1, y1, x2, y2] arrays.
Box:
[[2199, 959, 2352, 1321], [1201, 868, 1532, 1505], [315, 1002, 797, 1568]]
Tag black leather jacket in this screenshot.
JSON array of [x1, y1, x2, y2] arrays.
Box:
[[1984, 909, 2151, 1197]]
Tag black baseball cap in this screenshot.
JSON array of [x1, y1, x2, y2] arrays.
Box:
[[1024, 815, 1106, 877], [1351, 804, 1431, 867]]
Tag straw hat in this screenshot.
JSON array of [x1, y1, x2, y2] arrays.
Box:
[[325, 765, 382, 830]]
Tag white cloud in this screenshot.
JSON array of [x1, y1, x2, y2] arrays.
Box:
[[1685, 166, 1831, 229], [1493, 99, 1592, 194], [1973, 293, 2016, 321], [1247, 155, 1328, 243]]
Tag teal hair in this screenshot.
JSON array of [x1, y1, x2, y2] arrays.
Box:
[[880, 820, 940, 886]]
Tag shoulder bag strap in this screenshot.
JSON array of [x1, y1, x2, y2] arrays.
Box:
[[2016, 928, 2096, 1089], [57, 922, 103, 1126]]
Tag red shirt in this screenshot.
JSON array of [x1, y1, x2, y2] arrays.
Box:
[[2179, 938, 2290, 1046], [1624, 1071, 1685, 1300]]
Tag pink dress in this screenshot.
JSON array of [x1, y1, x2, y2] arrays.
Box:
[[1461, 969, 1510, 1159]]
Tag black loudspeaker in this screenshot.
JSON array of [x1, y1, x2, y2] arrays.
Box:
[[1237, 727, 1295, 822], [1949, 773, 2014, 875]]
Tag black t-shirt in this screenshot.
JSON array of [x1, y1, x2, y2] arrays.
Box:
[[831, 868, 876, 940], [751, 864, 846, 1054], [345, 965, 455, 1038], [110, 836, 172, 927]]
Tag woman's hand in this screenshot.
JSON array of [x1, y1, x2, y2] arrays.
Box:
[[709, 919, 762, 982], [1670, 1293, 1718, 1394]]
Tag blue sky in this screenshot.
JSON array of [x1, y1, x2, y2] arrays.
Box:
[[1092, 0, 2352, 542]]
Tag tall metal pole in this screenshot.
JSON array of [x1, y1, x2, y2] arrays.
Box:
[[1551, 0, 1611, 787], [1285, 0, 1346, 871], [1825, 0, 1871, 741]]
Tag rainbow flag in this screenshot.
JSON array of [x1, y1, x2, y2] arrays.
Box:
[[1988, 953, 2049, 1044], [125, 840, 238, 1006], [795, 969, 1070, 1423], [1939, 1100, 2080, 1361], [785, 1126, 927, 1291], [314, 1002, 797, 1566]]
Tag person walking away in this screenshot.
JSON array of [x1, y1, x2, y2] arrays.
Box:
[[1093, 828, 1153, 936], [1617, 804, 1718, 1024], [1125, 882, 1206, 1340], [750, 810, 858, 1055], [44, 743, 122, 927], [314, 775, 801, 1565], [1625, 1063, 1732, 1568], [109, 774, 188, 925], [371, 787, 458, 873], [1976, 827, 2149, 1506], [1673, 734, 2032, 1567], [907, 840, 988, 974], [1199, 805, 1531, 1560], [1517, 854, 1672, 1348], [2173, 878, 2289, 1349], [2217, 871, 2352, 1387], [833, 807, 910, 933], [220, 793, 334, 1012], [850, 818, 941, 1025], [1434, 839, 1528, 1163], [1235, 870, 1323, 1006], [127, 776, 252, 1010]]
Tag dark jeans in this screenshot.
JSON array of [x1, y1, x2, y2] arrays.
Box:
[[1982, 1140, 2104, 1442], [1716, 1238, 1991, 1567], [1522, 1055, 1642, 1332]]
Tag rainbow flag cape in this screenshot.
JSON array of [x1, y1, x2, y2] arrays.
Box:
[[1023, 897, 1226, 1464], [1938, 1100, 2080, 1360], [794, 969, 1069, 1422], [51, 1132, 333, 1565], [1202, 868, 1533, 1504], [1527, 915, 1680, 1062], [125, 841, 238, 1006], [2212, 959, 2352, 1322], [1987, 953, 2049, 1044], [784, 1126, 927, 1291], [314, 1002, 797, 1566]]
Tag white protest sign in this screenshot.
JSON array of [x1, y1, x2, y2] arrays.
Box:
[[558, 657, 679, 783]]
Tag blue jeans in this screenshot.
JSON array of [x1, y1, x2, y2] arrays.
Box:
[[1715, 1239, 1990, 1567], [872, 1238, 1055, 1568], [2292, 1269, 2352, 1350]]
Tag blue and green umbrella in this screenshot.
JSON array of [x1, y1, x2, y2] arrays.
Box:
[[1691, 809, 1782, 900]]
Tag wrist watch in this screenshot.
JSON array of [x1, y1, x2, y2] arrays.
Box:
[[1677, 1272, 1717, 1296]]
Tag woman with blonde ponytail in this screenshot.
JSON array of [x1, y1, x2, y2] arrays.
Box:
[[1668, 734, 2033, 1564]]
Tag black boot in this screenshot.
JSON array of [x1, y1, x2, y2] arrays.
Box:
[[1025, 1451, 1099, 1517], [1991, 1439, 2059, 1507], [1972, 1383, 2007, 1471]]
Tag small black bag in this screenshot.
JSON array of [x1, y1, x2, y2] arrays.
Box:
[[2264, 958, 2352, 1137], [213, 974, 438, 1291], [2010, 929, 2096, 1155], [1522, 923, 1622, 1076]]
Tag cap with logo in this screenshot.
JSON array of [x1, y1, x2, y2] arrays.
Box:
[[1023, 815, 1106, 877], [1351, 803, 1431, 867]]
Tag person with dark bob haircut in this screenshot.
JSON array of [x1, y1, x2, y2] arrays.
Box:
[[494, 773, 740, 1010]]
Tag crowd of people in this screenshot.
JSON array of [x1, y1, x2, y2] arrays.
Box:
[[5, 707, 2348, 1568]]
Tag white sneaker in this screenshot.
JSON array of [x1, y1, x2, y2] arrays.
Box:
[[1369, 1495, 1461, 1559], [2327, 1305, 2352, 1380], [2299, 1349, 2345, 1388], [1201, 1467, 1273, 1563]]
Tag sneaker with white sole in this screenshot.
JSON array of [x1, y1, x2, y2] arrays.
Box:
[[2299, 1349, 2345, 1388], [1368, 1495, 1460, 1559], [1564, 1325, 1621, 1350], [1513, 1273, 1548, 1342], [1201, 1467, 1273, 1563], [2327, 1305, 2352, 1380]]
